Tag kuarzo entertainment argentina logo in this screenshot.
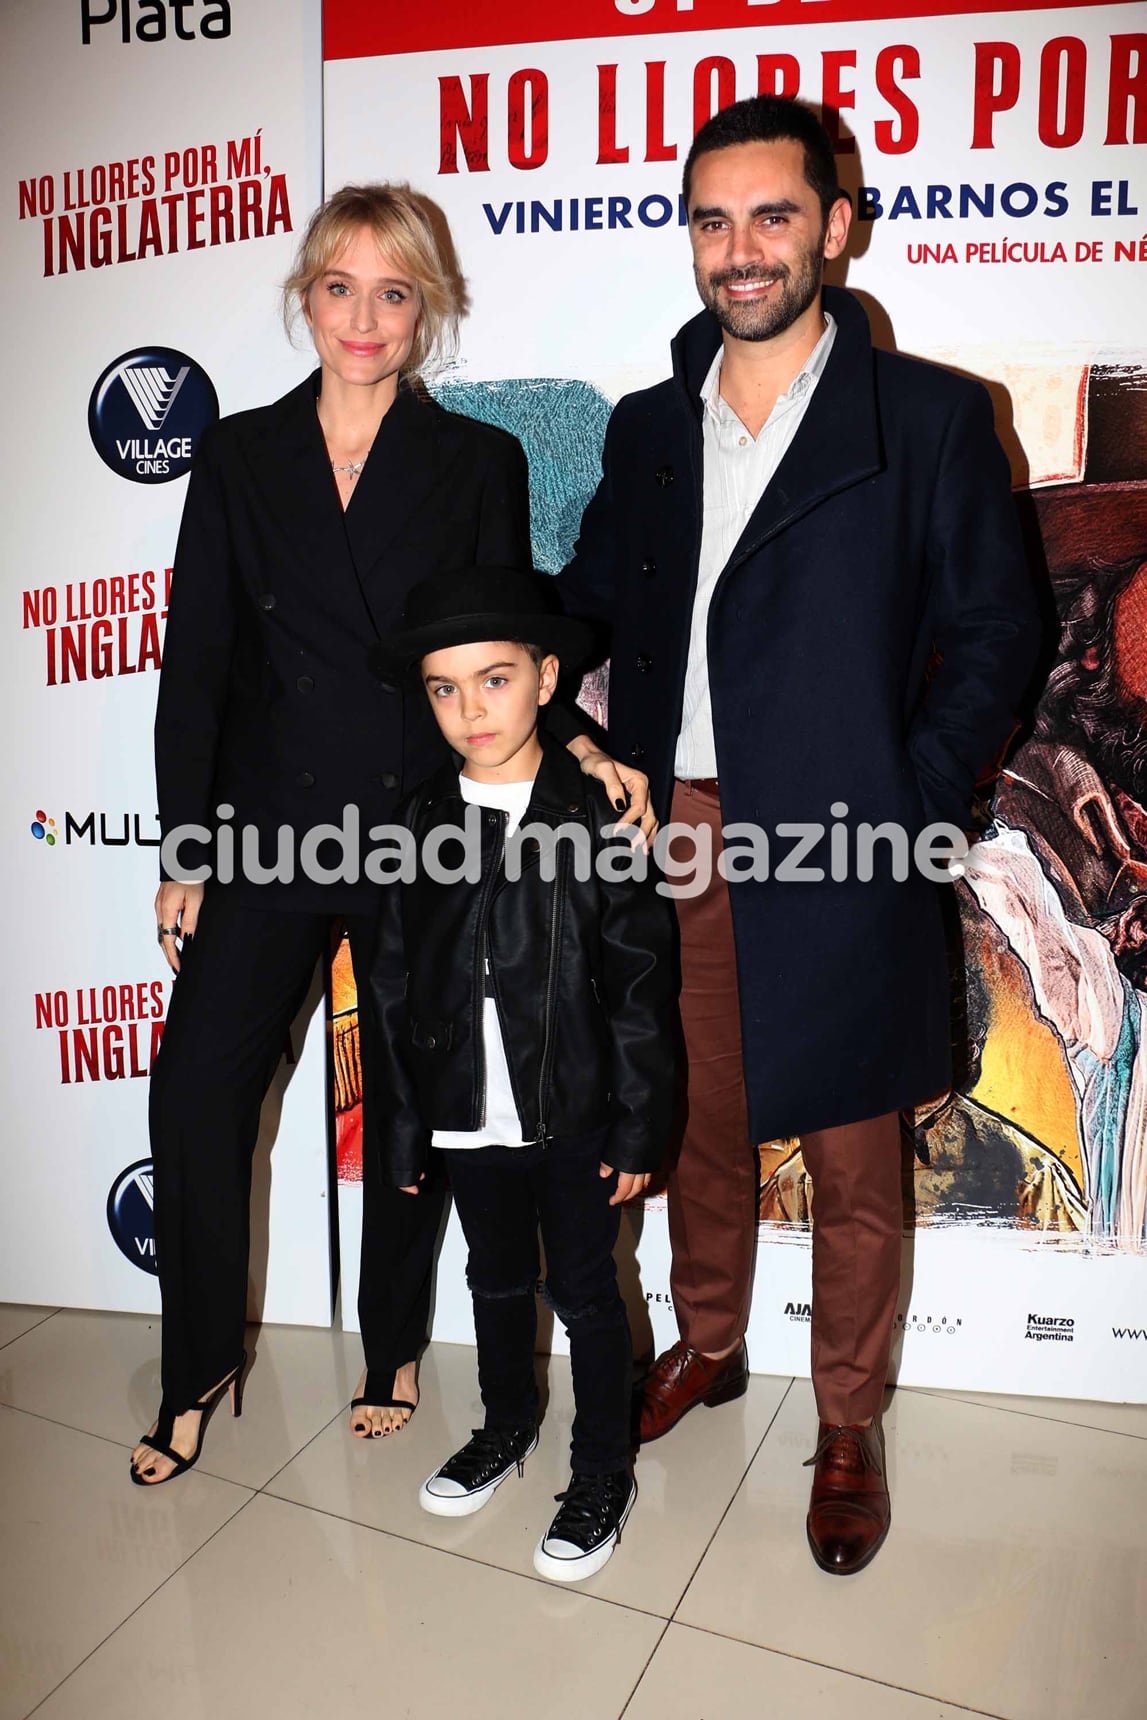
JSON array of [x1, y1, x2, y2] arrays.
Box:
[[88, 346, 218, 483]]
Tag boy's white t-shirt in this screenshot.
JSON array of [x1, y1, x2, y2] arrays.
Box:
[[430, 773, 535, 1151]]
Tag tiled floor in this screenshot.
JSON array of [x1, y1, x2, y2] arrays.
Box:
[[2, 1307, 1144, 1720]]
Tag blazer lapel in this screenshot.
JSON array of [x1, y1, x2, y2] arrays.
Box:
[[244, 373, 380, 632], [342, 385, 445, 594], [723, 287, 883, 573]]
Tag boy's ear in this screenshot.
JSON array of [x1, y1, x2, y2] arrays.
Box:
[[537, 652, 560, 705]]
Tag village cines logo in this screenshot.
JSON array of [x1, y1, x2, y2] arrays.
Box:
[[1026, 1313, 1075, 1343], [89, 347, 217, 483], [107, 1159, 158, 1274]]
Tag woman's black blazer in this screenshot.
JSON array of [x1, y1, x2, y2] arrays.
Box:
[[155, 372, 531, 912]]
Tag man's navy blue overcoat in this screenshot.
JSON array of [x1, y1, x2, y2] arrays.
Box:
[[558, 286, 1042, 1139]]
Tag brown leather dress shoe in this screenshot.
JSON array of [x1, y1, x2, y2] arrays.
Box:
[[804, 1421, 890, 1575], [637, 1340, 748, 1442]]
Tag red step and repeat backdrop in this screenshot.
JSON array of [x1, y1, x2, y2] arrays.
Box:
[[326, 0, 1147, 1398]]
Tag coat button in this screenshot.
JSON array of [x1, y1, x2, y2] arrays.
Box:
[[259, 593, 276, 611], [655, 466, 674, 487], [424, 1034, 437, 1051], [641, 559, 657, 577], [297, 770, 315, 788], [296, 675, 314, 693], [636, 653, 653, 673], [630, 743, 645, 761], [378, 771, 398, 790]]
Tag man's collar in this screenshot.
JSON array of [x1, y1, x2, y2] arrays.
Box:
[[700, 311, 837, 423], [672, 285, 868, 411]]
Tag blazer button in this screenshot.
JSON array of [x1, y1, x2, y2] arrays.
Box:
[[636, 653, 653, 673], [297, 770, 315, 788], [424, 1034, 437, 1051], [296, 675, 314, 693], [630, 743, 645, 761], [641, 559, 657, 578], [259, 593, 276, 611], [655, 466, 674, 487], [378, 771, 398, 790]]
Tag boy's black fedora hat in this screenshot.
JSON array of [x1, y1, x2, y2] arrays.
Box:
[[372, 565, 595, 679]]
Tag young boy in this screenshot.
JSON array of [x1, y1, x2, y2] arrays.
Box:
[[369, 564, 675, 1582]]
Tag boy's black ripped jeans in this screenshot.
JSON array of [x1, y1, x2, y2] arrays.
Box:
[[439, 1128, 632, 1475]]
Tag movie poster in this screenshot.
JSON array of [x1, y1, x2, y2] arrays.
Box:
[[325, 0, 1146, 1397]]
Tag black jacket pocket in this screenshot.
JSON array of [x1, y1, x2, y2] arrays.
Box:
[[409, 1018, 454, 1053]]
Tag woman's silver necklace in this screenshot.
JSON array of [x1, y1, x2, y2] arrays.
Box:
[[331, 458, 366, 480]]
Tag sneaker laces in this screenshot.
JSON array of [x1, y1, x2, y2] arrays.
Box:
[[549, 1472, 629, 1540], [441, 1427, 532, 1486]]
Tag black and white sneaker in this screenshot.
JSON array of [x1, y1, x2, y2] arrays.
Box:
[[532, 1470, 636, 1581], [419, 1425, 538, 1517]]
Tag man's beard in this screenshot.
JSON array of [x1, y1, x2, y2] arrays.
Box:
[[695, 240, 824, 342]]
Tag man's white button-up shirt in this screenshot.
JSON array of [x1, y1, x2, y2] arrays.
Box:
[[674, 312, 837, 781]]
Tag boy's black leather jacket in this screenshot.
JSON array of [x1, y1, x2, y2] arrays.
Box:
[[370, 737, 677, 1187]]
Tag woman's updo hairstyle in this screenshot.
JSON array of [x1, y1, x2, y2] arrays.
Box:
[[283, 182, 467, 377]]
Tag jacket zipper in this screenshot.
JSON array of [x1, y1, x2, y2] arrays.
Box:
[[472, 809, 505, 1131], [534, 843, 567, 1147]]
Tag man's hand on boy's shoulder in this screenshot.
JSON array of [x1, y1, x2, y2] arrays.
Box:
[[601, 1163, 652, 1207]]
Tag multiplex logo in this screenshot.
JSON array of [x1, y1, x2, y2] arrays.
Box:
[[784, 1301, 811, 1323], [88, 347, 218, 484], [82, 2, 231, 44], [106, 1159, 158, 1274], [1026, 1314, 1075, 1343], [26, 809, 160, 849]]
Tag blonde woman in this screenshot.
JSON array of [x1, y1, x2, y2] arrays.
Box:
[[132, 184, 648, 1483]]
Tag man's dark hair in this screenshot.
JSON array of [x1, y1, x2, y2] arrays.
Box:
[[682, 96, 844, 220]]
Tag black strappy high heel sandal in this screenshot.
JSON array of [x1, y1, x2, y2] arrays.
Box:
[[349, 1367, 418, 1438], [130, 1350, 247, 1485]]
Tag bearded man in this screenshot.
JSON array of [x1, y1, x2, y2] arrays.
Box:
[[556, 95, 1041, 1573]]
